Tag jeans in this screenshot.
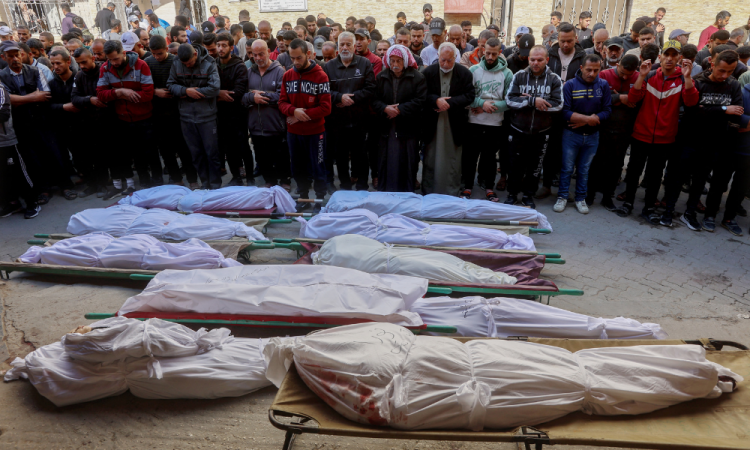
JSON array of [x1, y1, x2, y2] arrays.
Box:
[[558, 129, 599, 201]]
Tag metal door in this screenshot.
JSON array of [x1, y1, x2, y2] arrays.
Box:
[[551, 0, 632, 37]]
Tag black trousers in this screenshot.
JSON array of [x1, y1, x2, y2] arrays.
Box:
[[219, 114, 253, 179], [182, 119, 222, 189], [252, 134, 290, 186], [365, 120, 379, 180], [327, 124, 368, 189], [155, 114, 197, 184], [462, 123, 502, 190], [541, 123, 563, 188], [622, 139, 674, 209], [663, 144, 710, 215], [507, 127, 549, 198], [705, 151, 750, 221], [288, 131, 327, 198], [38, 127, 74, 190], [0, 143, 38, 207], [587, 131, 630, 198], [116, 119, 163, 185]]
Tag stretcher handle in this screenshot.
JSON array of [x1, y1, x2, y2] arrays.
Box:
[[545, 258, 565, 264], [422, 325, 458, 333], [33, 234, 51, 238], [130, 274, 156, 281], [539, 252, 561, 258], [27, 239, 48, 245], [423, 218, 539, 226], [427, 286, 453, 294], [557, 289, 584, 296], [281, 212, 316, 217], [529, 228, 551, 234], [268, 218, 294, 224], [295, 198, 325, 203], [85, 313, 115, 320]]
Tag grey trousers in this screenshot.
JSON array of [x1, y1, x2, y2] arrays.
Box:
[[181, 120, 222, 189]]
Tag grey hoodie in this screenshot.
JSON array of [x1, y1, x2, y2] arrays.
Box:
[[167, 44, 220, 124], [242, 60, 286, 136], [0, 82, 17, 147]]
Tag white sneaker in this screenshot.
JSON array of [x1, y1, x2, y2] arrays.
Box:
[[575, 200, 589, 214], [552, 198, 567, 212]]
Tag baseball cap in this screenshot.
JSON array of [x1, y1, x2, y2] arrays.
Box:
[[201, 21, 215, 33], [517, 34, 535, 56], [189, 30, 203, 45], [663, 40, 682, 53], [515, 25, 529, 36], [604, 36, 624, 48], [487, 24, 501, 33], [314, 35, 325, 57], [669, 29, 691, 39], [0, 40, 20, 52], [144, 9, 153, 15], [423, 3, 433, 12], [128, 14, 138, 23], [0, 26, 12, 36], [429, 17, 446, 35], [365, 16, 376, 25], [354, 28, 370, 39], [120, 31, 138, 51]]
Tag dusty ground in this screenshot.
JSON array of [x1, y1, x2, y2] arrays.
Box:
[[1, 171, 749, 450]]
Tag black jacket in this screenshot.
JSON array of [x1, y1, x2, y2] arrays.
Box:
[[506, 52, 529, 74], [95, 9, 115, 32], [505, 66, 564, 134], [323, 54, 376, 128], [547, 43, 587, 83], [683, 71, 744, 134], [372, 67, 427, 139], [145, 53, 177, 117], [421, 63, 474, 146], [217, 54, 248, 117], [49, 68, 77, 127], [71, 62, 108, 119], [0, 65, 47, 130]]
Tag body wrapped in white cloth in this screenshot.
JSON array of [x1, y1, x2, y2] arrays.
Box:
[[311, 235, 517, 285], [298, 209, 535, 251], [264, 323, 742, 431], [18, 233, 241, 270], [322, 191, 553, 231], [118, 265, 427, 326], [67, 205, 265, 241], [4, 317, 273, 407], [118, 185, 297, 214], [410, 296, 668, 339]]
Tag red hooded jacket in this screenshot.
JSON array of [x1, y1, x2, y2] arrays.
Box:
[[96, 51, 154, 122], [279, 60, 332, 135]]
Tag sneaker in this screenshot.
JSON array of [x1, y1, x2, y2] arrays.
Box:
[[552, 197, 567, 213], [296, 201, 313, 212], [79, 185, 98, 198], [737, 204, 747, 217], [227, 177, 244, 187], [680, 212, 701, 231], [23, 204, 41, 219], [659, 211, 673, 227], [534, 186, 552, 199], [575, 200, 589, 214], [641, 207, 659, 225], [721, 219, 743, 236], [614, 202, 633, 217], [521, 196, 536, 209], [122, 187, 136, 196], [102, 186, 124, 201], [503, 195, 517, 205], [326, 182, 337, 195], [96, 186, 107, 198], [702, 216, 716, 232], [600, 197, 616, 211], [0, 202, 23, 218]]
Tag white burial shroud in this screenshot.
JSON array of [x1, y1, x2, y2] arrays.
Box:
[[410, 296, 668, 339], [311, 234, 517, 285], [4, 317, 272, 407], [117, 185, 297, 214], [298, 209, 536, 251], [322, 191, 553, 231], [118, 265, 427, 326], [67, 205, 265, 241], [18, 233, 241, 270], [263, 323, 742, 431]]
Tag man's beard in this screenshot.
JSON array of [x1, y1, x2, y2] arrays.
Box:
[[340, 49, 352, 61]]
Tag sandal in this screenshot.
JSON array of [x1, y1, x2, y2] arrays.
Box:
[[486, 190, 499, 202], [37, 193, 50, 205], [459, 189, 472, 199], [63, 189, 78, 200]]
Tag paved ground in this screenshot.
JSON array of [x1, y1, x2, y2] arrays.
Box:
[[1, 171, 749, 450]]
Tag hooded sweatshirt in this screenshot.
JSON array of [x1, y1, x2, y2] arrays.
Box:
[[278, 59, 332, 135], [242, 60, 286, 136], [468, 56, 514, 126], [216, 54, 248, 117], [506, 65, 564, 134], [96, 51, 154, 122], [166, 44, 220, 124], [682, 71, 744, 137]]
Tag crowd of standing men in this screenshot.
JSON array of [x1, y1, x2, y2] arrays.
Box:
[[1, 4, 750, 237]]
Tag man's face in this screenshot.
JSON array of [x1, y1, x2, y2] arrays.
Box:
[[245, 31, 257, 40], [138, 30, 149, 49], [19, 49, 31, 65], [639, 34, 655, 47], [322, 46, 336, 62], [559, 30, 576, 55], [204, 42, 218, 59], [259, 24, 272, 43], [581, 60, 600, 82], [476, 38, 487, 57], [65, 42, 79, 54], [246, 44, 254, 63], [396, 33, 409, 47], [217, 40, 232, 59], [411, 29, 424, 47], [75, 53, 96, 71], [630, 29, 639, 41], [225, 17, 232, 29], [606, 45, 623, 63], [579, 17, 591, 29], [710, 38, 729, 49], [210, 7, 219, 17], [389, 55, 404, 75], [660, 48, 680, 71], [448, 29, 462, 46], [432, 31, 445, 48], [277, 39, 287, 53], [289, 46, 308, 70], [462, 25, 472, 37], [40, 35, 52, 49], [355, 35, 369, 54], [29, 47, 42, 59], [251, 45, 268, 67], [675, 34, 688, 46], [5, 50, 22, 71], [616, 64, 635, 80], [550, 16, 560, 26], [484, 44, 500, 66], [330, 27, 340, 42], [398, 17, 407, 25], [655, 11, 665, 22], [438, 48, 455, 71], [711, 59, 737, 82], [184, 52, 198, 68], [366, 22, 375, 32], [528, 49, 548, 74], [719, 16, 731, 28], [130, 20, 139, 29], [151, 47, 168, 62], [92, 43, 106, 61], [593, 32, 609, 54], [106, 50, 126, 68], [176, 30, 188, 44], [17, 29, 29, 42], [346, 19, 354, 29], [376, 42, 389, 57], [424, 9, 432, 20], [283, 24, 292, 31], [296, 28, 305, 40], [307, 21, 316, 35]]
